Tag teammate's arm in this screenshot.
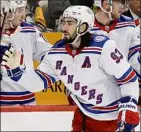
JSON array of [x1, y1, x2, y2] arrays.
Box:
[[1, 48, 59, 92], [99, 39, 139, 132]]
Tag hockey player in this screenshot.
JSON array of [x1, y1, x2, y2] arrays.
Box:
[[66, 0, 140, 131], [91, 0, 140, 72], [1, 6, 140, 131], [0, 0, 52, 105], [90, 0, 141, 101]]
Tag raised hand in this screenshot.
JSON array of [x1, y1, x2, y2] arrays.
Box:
[[1, 46, 23, 69]]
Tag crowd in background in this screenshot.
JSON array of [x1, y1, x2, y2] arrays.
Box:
[[26, 0, 140, 32]]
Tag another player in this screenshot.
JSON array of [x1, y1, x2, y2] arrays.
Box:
[[0, 0, 52, 105], [67, 0, 141, 130], [90, 0, 141, 101], [1, 6, 140, 131]]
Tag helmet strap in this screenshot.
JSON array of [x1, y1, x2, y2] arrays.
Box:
[[70, 34, 81, 49], [70, 22, 89, 49], [100, 4, 113, 20]]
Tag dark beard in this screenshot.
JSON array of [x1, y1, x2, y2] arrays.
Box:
[[63, 37, 75, 43]]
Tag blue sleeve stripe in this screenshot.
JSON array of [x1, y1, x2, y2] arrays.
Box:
[[128, 50, 140, 60], [128, 45, 140, 60], [116, 67, 137, 85], [47, 74, 56, 83], [117, 74, 137, 86], [129, 45, 140, 51], [117, 67, 132, 80], [44, 74, 54, 84], [35, 70, 56, 88], [35, 70, 48, 89]]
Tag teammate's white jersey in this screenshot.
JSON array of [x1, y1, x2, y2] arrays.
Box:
[[1, 22, 52, 105], [13, 35, 139, 120], [90, 15, 141, 86]]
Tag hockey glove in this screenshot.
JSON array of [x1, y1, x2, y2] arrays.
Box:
[[0, 44, 12, 64], [117, 96, 140, 132], [1, 47, 25, 81]]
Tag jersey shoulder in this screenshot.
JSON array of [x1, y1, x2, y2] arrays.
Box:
[[119, 15, 133, 22], [20, 22, 36, 33], [89, 34, 109, 48], [117, 15, 135, 27]]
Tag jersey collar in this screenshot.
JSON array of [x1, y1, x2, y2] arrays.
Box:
[[65, 44, 83, 57], [94, 19, 118, 33]]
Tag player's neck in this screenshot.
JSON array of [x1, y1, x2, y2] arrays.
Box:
[[95, 11, 111, 26]]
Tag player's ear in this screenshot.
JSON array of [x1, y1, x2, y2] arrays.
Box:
[[77, 22, 89, 35]]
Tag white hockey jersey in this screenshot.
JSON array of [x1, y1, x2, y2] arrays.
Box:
[[1, 22, 52, 105], [13, 35, 139, 120], [90, 15, 141, 87]]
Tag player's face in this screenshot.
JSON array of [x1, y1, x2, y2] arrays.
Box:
[[129, 0, 141, 17], [12, 7, 26, 27], [101, 0, 121, 19], [61, 17, 77, 41], [111, 0, 122, 19]]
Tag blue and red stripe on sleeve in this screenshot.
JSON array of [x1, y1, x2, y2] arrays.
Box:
[[116, 67, 137, 86], [35, 69, 57, 89], [128, 45, 140, 61]]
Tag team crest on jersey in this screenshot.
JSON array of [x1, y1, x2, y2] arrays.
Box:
[[94, 36, 106, 42]]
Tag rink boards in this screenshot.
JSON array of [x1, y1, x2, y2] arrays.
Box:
[[1, 105, 140, 131]]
